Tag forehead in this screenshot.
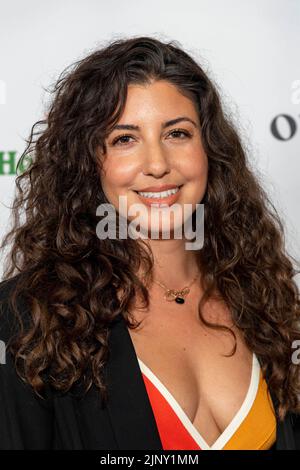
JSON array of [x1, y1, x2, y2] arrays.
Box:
[[121, 80, 198, 120]]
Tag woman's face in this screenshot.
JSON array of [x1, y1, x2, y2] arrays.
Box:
[[99, 79, 208, 238]]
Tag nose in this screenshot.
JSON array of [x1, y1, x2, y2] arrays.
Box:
[[142, 141, 171, 177]]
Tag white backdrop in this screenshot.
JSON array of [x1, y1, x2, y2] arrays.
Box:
[[0, 0, 299, 283]]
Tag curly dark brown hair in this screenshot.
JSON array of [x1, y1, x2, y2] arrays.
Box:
[[1, 35, 300, 421]]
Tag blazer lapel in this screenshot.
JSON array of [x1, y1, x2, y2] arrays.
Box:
[[264, 368, 296, 450], [104, 313, 163, 450], [276, 412, 296, 450], [105, 313, 297, 450]]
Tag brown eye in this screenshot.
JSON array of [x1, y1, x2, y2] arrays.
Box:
[[168, 129, 192, 139], [112, 134, 135, 146]]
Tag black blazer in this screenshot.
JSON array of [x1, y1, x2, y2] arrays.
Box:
[[0, 276, 299, 450]]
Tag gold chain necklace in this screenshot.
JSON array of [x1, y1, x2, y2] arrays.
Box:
[[152, 272, 200, 304]]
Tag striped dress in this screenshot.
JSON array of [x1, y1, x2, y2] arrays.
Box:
[[138, 353, 276, 450]]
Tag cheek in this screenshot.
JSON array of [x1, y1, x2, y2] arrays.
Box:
[[180, 152, 208, 182], [181, 152, 208, 204], [101, 158, 137, 192], [194, 158, 208, 181]]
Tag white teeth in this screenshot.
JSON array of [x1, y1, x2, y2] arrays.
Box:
[[137, 187, 180, 198]]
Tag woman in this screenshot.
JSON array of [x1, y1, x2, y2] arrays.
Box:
[[0, 36, 300, 450]]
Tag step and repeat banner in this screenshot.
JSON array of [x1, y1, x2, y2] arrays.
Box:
[[0, 0, 299, 282]]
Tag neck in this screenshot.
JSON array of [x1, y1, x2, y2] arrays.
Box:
[[139, 237, 201, 289]]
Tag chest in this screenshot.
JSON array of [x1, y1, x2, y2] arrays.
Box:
[[126, 298, 254, 447]]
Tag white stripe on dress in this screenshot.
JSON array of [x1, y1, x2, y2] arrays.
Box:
[[137, 352, 260, 450]]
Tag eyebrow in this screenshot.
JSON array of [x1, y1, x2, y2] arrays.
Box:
[[110, 116, 198, 132]]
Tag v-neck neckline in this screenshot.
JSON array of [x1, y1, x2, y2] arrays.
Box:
[[137, 352, 261, 450]]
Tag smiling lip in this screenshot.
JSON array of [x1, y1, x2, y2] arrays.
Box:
[[134, 185, 182, 207], [135, 184, 182, 192]]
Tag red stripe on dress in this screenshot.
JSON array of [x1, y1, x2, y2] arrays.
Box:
[[141, 372, 202, 450]]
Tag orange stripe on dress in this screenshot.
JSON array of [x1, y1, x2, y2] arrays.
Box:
[[222, 369, 276, 450]]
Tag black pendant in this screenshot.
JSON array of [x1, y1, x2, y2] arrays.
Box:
[[175, 297, 185, 304]]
